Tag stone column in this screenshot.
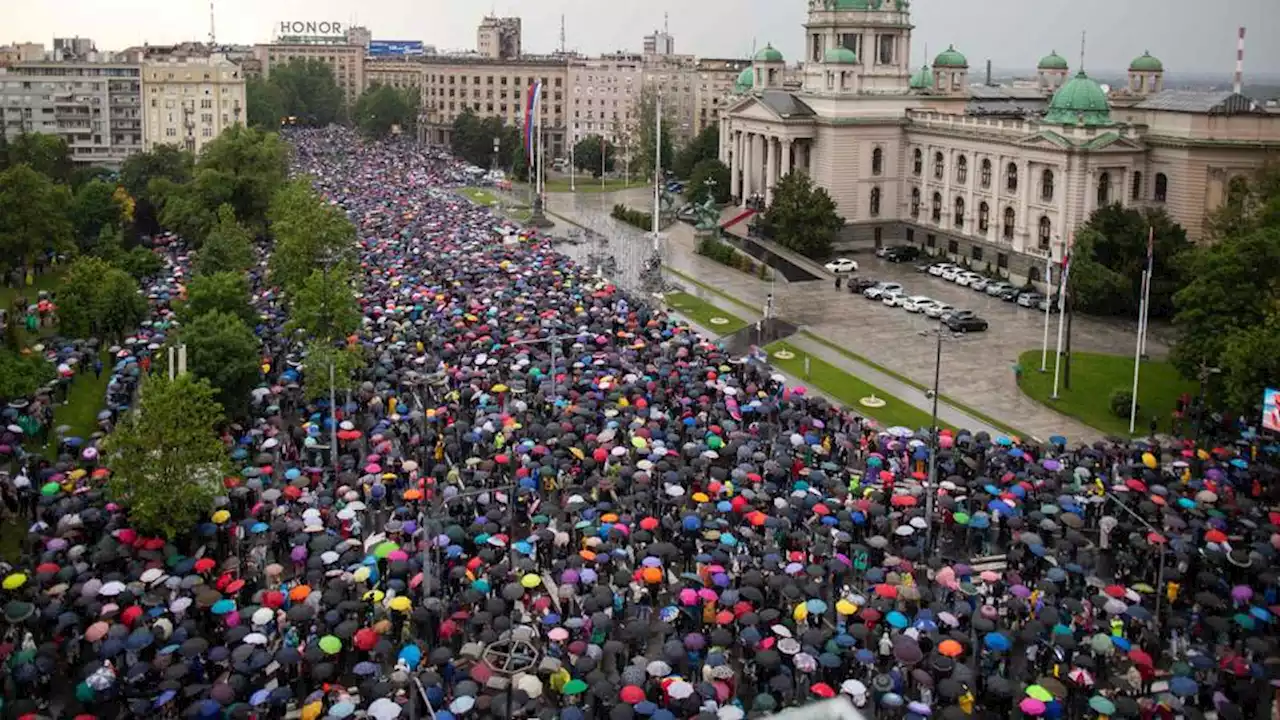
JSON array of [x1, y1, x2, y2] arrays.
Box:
[[1019, 159, 1032, 252], [783, 138, 794, 177], [1085, 168, 1097, 215], [765, 136, 778, 206], [753, 133, 765, 202], [730, 130, 741, 200]]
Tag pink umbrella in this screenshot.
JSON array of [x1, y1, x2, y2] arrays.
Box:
[[1019, 698, 1046, 716], [364, 464, 382, 474], [697, 588, 718, 603], [679, 588, 698, 606]]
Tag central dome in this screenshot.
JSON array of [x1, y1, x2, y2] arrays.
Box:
[[824, 47, 858, 64], [1043, 70, 1113, 127]]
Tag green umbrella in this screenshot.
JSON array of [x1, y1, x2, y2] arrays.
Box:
[[3, 601, 33, 623], [562, 678, 588, 695], [319, 635, 342, 654], [75, 682, 96, 703], [372, 541, 400, 559], [1088, 696, 1116, 715], [1233, 613, 1255, 630], [1026, 685, 1053, 702], [953, 512, 970, 526], [40, 482, 61, 496]]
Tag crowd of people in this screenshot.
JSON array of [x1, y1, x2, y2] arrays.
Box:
[[0, 127, 1278, 720]]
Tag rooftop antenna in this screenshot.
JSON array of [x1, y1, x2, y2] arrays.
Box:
[[208, 0, 216, 45], [559, 14, 566, 54], [664, 12, 669, 35], [1234, 26, 1246, 94], [1079, 30, 1086, 72]]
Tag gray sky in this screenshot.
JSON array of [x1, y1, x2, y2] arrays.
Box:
[[10, 0, 1278, 75]]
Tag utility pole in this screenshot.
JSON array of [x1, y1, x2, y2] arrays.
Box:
[[510, 333, 581, 403], [316, 251, 344, 476]]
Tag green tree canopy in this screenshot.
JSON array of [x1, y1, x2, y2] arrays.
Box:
[[269, 58, 346, 126], [1068, 204, 1192, 318], [198, 204, 256, 276], [0, 349, 55, 402], [180, 272, 258, 328], [0, 164, 74, 273], [268, 178, 357, 293], [687, 159, 731, 205], [572, 135, 616, 177], [672, 125, 720, 180], [302, 340, 366, 402], [57, 257, 148, 340], [760, 171, 843, 259], [353, 84, 419, 139], [120, 145, 194, 235], [286, 266, 362, 343], [195, 125, 289, 233], [635, 88, 676, 180], [69, 178, 125, 250], [180, 310, 262, 417], [70, 165, 117, 191], [245, 76, 285, 130], [450, 110, 524, 172], [105, 374, 228, 537], [6, 133, 72, 184]]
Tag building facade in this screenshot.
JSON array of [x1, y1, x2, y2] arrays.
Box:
[[720, 0, 1280, 285], [253, 27, 370, 107], [141, 54, 246, 155], [568, 53, 642, 149], [643, 30, 675, 57], [364, 58, 426, 94], [477, 17, 522, 61], [694, 57, 751, 136], [0, 58, 143, 168], [420, 55, 569, 160]]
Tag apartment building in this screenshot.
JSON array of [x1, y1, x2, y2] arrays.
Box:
[[568, 53, 642, 149], [477, 17, 522, 61], [0, 58, 143, 168], [694, 57, 751, 136], [421, 55, 569, 159], [641, 54, 698, 145], [364, 58, 426, 94], [141, 54, 246, 155], [253, 27, 371, 107]]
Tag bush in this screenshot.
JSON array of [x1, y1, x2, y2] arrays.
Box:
[[1110, 388, 1137, 418], [611, 204, 652, 231], [696, 236, 767, 278]]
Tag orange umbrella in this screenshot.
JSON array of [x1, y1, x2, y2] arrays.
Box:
[[938, 639, 963, 657], [642, 567, 662, 584], [403, 489, 423, 501], [289, 584, 312, 602]]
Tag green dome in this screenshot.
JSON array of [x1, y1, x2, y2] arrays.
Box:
[[733, 67, 754, 94], [1043, 70, 1113, 127], [909, 64, 933, 89], [1037, 51, 1068, 70], [824, 47, 858, 64], [933, 45, 968, 68], [1129, 51, 1163, 72], [754, 44, 783, 63]]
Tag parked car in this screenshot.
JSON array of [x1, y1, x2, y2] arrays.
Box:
[[940, 267, 964, 282], [944, 315, 990, 333], [881, 290, 908, 308], [969, 277, 991, 292], [882, 246, 921, 263], [1017, 292, 1045, 308], [901, 296, 936, 313], [998, 286, 1022, 301], [914, 263, 934, 274], [941, 309, 977, 323], [825, 258, 859, 274], [955, 272, 983, 288], [849, 278, 880, 294], [1038, 296, 1061, 313], [928, 263, 956, 277], [985, 281, 1015, 297], [863, 282, 902, 300], [924, 302, 955, 319]]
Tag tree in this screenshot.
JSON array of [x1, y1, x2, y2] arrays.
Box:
[[353, 84, 419, 139], [672, 125, 720, 179], [1070, 204, 1192, 318], [268, 179, 357, 293], [195, 125, 289, 233], [180, 272, 258, 328], [286, 267, 361, 342], [451, 110, 523, 171], [0, 348, 55, 402], [635, 88, 675, 180], [245, 77, 285, 130], [687, 159, 731, 204], [0, 164, 74, 274], [180, 311, 261, 417], [70, 166, 117, 191], [269, 58, 345, 126], [302, 340, 365, 402], [760, 171, 844, 259], [198, 204, 255, 276], [572, 135, 616, 177], [115, 246, 164, 281], [1218, 311, 1280, 412], [57, 257, 148, 340], [120, 145, 194, 236], [7, 132, 72, 184], [69, 178, 125, 250], [105, 374, 228, 537]]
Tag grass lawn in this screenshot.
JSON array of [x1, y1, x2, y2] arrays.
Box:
[[39, 351, 111, 456], [0, 267, 65, 310], [664, 292, 748, 336], [1016, 349, 1197, 437], [458, 187, 499, 206], [0, 520, 23, 562], [766, 340, 947, 431], [542, 177, 636, 193]]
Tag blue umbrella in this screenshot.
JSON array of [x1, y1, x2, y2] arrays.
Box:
[[887, 611, 908, 629], [983, 632, 1011, 651], [1169, 676, 1198, 697], [211, 599, 236, 616]]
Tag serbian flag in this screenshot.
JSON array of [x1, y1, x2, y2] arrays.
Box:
[[523, 81, 542, 158]]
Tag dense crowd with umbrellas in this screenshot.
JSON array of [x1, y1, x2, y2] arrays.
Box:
[[1, 126, 1279, 720]]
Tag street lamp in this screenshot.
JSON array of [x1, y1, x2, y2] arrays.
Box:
[[1192, 363, 1222, 447], [510, 332, 583, 404], [917, 326, 965, 550]]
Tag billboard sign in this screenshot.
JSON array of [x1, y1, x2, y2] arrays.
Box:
[[1264, 387, 1280, 433], [369, 40, 425, 57], [278, 21, 344, 36]]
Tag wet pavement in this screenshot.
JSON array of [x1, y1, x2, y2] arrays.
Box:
[[720, 234, 822, 283]]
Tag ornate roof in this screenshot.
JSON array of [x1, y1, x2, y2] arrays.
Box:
[[754, 44, 783, 63], [1037, 51, 1068, 71], [1129, 52, 1163, 72], [1042, 70, 1113, 127], [933, 45, 968, 68]]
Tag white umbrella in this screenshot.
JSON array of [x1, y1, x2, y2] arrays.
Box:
[[668, 681, 694, 700], [367, 698, 402, 720], [252, 608, 274, 626], [99, 581, 126, 596], [243, 633, 268, 645], [646, 660, 671, 677]]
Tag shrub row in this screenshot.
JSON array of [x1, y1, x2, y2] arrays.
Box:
[[611, 204, 652, 232], [697, 236, 769, 279]]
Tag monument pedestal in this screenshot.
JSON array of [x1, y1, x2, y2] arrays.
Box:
[[526, 195, 555, 228]]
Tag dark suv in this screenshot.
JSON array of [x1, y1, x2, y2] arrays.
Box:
[[881, 245, 921, 263], [944, 315, 989, 333], [849, 277, 880, 294]]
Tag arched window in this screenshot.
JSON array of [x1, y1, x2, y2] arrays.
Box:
[[978, 201, 990, 233], [954, 196, 965, 228], [1006, 162, 1018, 192], [956, 155, 968, 184], [910, 187, 921, 218], [1003, 207, 1015, 241], [931, 192, 942, 222], [870, 186, 881, 216], [1097, 172, 1111, 206], [1154, 172, 1168, 202], [913, 148, 922, 176], [1131, 171, 1143, 201], [1227, 176, 1249, 208], [934, 152, 945, 180], [1028, 265, 1041, 283], [1038, 216, 1052, 248], [872, 147, 883, 176], [1041, 169, 1054, 202], [980, 159, 992, 188]]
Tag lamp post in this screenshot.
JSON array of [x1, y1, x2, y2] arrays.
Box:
[[315, 250, 345, 477], [510, 332, 583, 404], [917, 326, 968, 550], [1192, 363, 1222, 448], [1101, 490, 1168, 628]]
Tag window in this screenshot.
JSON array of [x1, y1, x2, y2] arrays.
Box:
[[874, 227, 883, 247], [1041, 169, 1054, 202], [872, 147, 883, 176], [1097, 172, 1111, 206], [1039, 216, 1051, 249], [947, 239, 959, 254], [980, 159, 992, 188], [971, 246, 983, 262], [1154, 173, 1168, 202], [870, 186, 881, 217], [811, 34, 822, 62], [910, 188, 921, 218], [1006, 162, 1018, 192], [906, 228, 914, 244], [934, 152, 945, 180], [1131, 171, 1143, 201], [912, 148, 922, 176], [1003, 207, 1015, 241], [956, 155, 968, 184], [926, 233, 936, 248], [997, 252, 1009, 270], [978, 202, 990, 233], [931, 192, 942, 222], [878, 35, 894, 65], [954, 196, 965, 228]]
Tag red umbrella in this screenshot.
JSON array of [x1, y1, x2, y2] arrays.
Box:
[[619, 685, 645, 703], [354, 628, 379, 651], [262, 591, 285, 608], [194, 558, 216, 573], [1128, 648, 1153, 666], [811, 682, 836, 698], [874, 584, 898, 599], [1205, 529, 1227, 543], [1103, 585, 1126, 598]]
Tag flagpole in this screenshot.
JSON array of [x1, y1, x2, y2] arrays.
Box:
[[1129, 268, 1148, 434], [652, 91, 662, 252], [1040, 244, 1054, 372], [1050, 246, 1072, 400], [1139, 227, 1154, 359], [569, 129, 576, 192]]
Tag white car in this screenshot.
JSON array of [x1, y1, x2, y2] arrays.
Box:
[[928, 263, 956, 277], [863, 282, 902, 300], [825, 258, 859, 274], [925, 302, 955, 319], [901, 296, 935, 313], [969, 277, 991, 292], [955, 272, 982, 287], [881, 290, 908, 308], [940, 267, 964, 282]]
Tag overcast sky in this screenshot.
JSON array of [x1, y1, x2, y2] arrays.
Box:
[[9, 0, 1278, 75]]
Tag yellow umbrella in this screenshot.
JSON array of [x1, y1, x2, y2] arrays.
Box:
[[836, 599, 857, 616], [389, 596, 412, 612], [521, 573, 542, 589], [211, 510, 231, 525], [68, 469, 86, 481], [793, 603, 809, 621], [2, 573, 27, 590], [691, 492, 710, 504], [352, 567, 371, 583], [631, 436, 647, 449], [1141, 452, 1157, 469], [301, 700, 324, 720], [363, 589, 385, 603], [570, 447, 585, 461], [492, 383, 509, 393]]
